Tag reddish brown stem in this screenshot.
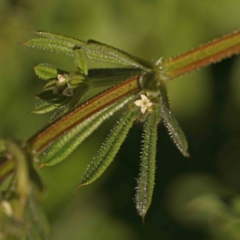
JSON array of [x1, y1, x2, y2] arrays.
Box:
[[28, 77, 139, 154], [164, 30, 240, 79]]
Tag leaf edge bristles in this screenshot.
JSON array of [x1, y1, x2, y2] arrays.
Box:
[[78, 110, 136, 187], [135, 112, 159, 221], [39, 95, 135, 166]]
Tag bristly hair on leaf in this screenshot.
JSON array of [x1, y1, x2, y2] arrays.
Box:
[[78, 110, 136, 188], [135, 110, 159, 222]]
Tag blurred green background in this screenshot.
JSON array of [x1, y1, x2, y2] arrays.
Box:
[[1, 0, 240, 239]]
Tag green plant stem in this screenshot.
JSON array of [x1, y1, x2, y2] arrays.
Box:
[[28, 30, 240, 157], [163, 30, 240, 79]]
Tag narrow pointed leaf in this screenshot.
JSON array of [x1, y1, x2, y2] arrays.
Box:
[[73, 48, 88, 75], [68, 75, 86, 86], [38, 30, 154, 69], [83, 39, 153, 69], [33, 30, 84, 46], [79, 110, 135, 187], [30, 31, 154, 69], [24, 38, 74, 56], [159, 84, 189, 157], [43, 80, 57, 90], [40, 95, 134, 166], [31, 101, 58, 114], [135, 112, 158, 219]]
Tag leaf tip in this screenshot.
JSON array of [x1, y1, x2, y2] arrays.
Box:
[[77, 183, 86, 188], [74, 183, 86, 193], [30, 29, 38, 34], [142, 214, 146, 225], [35, 94, 41, 100], [39, 164, 46, 170], [17, 41, 27, 46], [183, 150, 191, 158]]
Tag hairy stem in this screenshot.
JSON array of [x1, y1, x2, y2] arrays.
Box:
[[28, 76, 139, 154], [28, 30, 240, 157], [163, 30, 240, 79]]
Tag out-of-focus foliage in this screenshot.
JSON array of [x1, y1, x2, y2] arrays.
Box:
[[0, 139, 48, 240], [1, 0, 240, 239], [166, 174, 240, 240]]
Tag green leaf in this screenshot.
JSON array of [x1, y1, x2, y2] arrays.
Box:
[[33, 30, 84, 46], [68, 75, 86, 86], [34, 64, 58, 80], [135, 112, 158, 220], [79, 110, 135, 187], [39, 95, 135, 166], [31, 101, 58, 114], [43, 80, 57, 90], [24, 38, 75, 56], [36, 90, 69, 104], [73, 48, 88, 75], [32, 31, 154, 69], [158, 83, 189, 157], [82, 39, 154, 69]]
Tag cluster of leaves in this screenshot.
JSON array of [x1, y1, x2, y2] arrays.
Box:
[[0, 139, 48, 240], [23, 31, 190, 220], [1, 28, 240, 239], [32, 64, 143, 121]]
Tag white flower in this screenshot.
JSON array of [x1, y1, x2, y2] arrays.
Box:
[[134, 94, 153, 114], [57, 74, 66, 85]]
